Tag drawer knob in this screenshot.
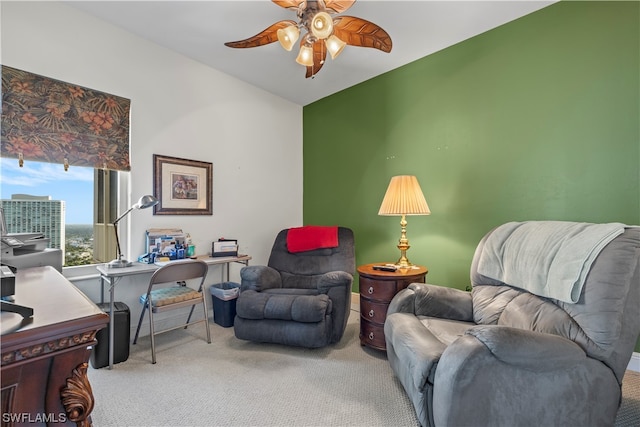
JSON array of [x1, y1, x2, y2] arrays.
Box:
[[368, 332, 374, 340], [368, 309, 375, 318], [368, 286, 374, 294]]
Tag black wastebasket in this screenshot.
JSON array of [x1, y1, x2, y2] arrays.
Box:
[[90, 301, 130, 369], [210, 282, 240, 327]]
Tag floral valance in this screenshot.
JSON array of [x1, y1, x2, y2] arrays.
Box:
[[1, 65, 131, 171]]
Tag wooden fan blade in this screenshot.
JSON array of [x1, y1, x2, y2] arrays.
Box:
[[272, 0, 306, 10], [323, 0, 356, 14], [225, 20, 297, 48], [305, 40, 327, 78], [333, 16, 392, 53]]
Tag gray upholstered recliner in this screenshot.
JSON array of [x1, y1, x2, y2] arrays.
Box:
[[385, 222, 640, 427], [234, 226, 355, 348]]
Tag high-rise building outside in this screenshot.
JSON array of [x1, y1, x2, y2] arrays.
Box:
[[1, 194, 66, 252]]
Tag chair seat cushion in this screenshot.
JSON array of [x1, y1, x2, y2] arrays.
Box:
[[237, 290, 331, 322], [385, 312, 474, 391], [140, 286, 202, 307]]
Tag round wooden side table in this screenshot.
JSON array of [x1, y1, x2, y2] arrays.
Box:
[[358, 263, 428, 351]]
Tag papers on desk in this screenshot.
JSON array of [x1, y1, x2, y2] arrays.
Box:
[[146, 228, 186, 254]]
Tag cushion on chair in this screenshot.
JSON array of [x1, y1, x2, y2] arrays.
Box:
[[280, 271, 325, 289], [236, 290, 331, 322], [385, 312, 474, 392], [140, 286, 202, 307]]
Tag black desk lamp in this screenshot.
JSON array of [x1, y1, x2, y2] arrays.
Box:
[[108, 195, 159, 268]]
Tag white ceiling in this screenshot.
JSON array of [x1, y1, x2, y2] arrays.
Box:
[[66, 1, 556, 106]]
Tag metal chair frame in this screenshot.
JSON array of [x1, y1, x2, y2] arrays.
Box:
[[133, 260, 211, 363]]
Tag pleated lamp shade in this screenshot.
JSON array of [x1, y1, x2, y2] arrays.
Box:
[[378, 175, 430, 216]]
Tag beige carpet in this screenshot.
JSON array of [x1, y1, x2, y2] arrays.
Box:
[[618, 370, 640, 427], [88, 311, 639, 426]]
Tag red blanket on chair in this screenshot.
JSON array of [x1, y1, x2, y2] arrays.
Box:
[[286, 226, 339, 253]]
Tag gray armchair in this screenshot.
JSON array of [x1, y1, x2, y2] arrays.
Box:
[[385, 222, 640, 427], [234, 226, 355, 348]]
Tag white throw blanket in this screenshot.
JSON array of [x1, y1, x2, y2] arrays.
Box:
[[477, 221, 625, 303]]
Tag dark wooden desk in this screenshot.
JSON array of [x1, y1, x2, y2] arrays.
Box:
[[1, 266, 109, 426]]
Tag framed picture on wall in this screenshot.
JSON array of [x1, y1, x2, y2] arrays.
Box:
[[153, 154, 212, 215]]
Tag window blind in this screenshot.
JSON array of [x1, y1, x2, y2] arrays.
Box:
[[1, 65, 131, 171]]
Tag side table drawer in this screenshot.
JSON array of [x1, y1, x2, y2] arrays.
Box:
[[359, 298, 388, 324], [360, 318, 386, 350], [360, 276, 399, 301]]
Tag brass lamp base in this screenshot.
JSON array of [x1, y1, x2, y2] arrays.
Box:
[[108, 257, 133, 268], [394, 214, 413, 268], [395, 254, 412, 269]]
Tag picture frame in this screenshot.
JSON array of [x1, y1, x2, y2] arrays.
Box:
[[153, 154, 212, 215]]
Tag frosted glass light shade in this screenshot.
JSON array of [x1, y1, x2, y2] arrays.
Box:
[[378, 175, 430, 216], [277, 25, 300, 51], [296, 44, 314, 66], [326, 35, 346, 59], [310, 12, 333, 39]]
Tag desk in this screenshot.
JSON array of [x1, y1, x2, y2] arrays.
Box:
[[96, 254, 251, 369], [1, 266, 109, 426]]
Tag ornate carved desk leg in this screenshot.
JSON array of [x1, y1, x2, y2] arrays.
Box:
[[61, 363, 94, 427]]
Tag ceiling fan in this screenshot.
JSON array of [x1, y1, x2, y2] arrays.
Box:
[[224, 0, 392, 78]]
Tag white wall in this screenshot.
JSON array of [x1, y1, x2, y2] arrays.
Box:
[[1, 2, 303, 335]]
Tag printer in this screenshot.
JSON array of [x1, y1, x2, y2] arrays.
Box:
[[0, 233, 55, 319], [1, 233, 60, 318], [0, 206, 58, 319], [1, 233, 63, 273]]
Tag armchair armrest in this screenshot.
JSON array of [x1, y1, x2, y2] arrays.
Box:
[[317, 271, 353, 294], [388, 282, 473, 322], [432, 325, 605, 427], [317, 271, 354, 344], [465, 325, 586, 371], [239, 265, 282, 292]]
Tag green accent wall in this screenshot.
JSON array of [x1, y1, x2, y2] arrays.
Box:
[[303, 2, 639, 349]]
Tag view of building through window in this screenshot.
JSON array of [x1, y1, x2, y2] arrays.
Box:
[[0, 158, 112, 267]]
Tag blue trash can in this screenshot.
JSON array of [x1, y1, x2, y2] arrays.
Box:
[[209, 282, 240, 327]]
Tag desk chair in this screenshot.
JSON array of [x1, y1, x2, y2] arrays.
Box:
[[133, 260, 211, 363]]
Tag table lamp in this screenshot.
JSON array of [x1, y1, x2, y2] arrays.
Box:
[[108, 195, 159, 268], [378, 175, 430, 268]]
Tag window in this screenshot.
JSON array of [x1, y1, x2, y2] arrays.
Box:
[[92, 168, 119, 264], [0, 158, 119, 267]]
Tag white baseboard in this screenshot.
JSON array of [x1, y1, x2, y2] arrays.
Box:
[[351, 292, 359, 311], [628, 352, 640, 372]]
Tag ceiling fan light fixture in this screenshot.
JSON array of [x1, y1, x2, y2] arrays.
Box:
[[224, 0, 392, 78], [296, 44, 314, 67], [310, 11, 334, 40], [326, 35, 346, 59], [277, 25, 300, 51]]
